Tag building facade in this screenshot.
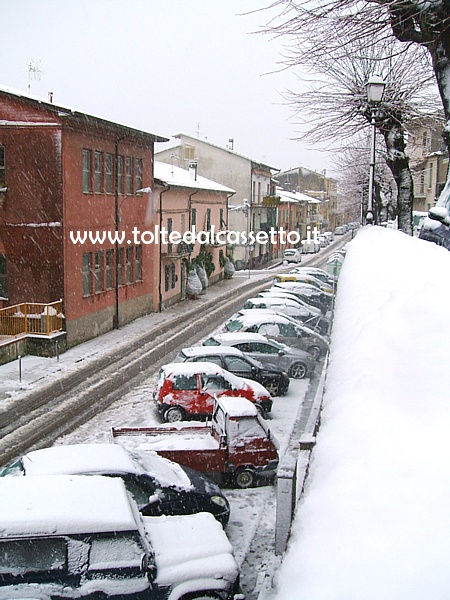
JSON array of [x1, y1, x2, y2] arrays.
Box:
[[155, 133, 280, 269], [0, 86, 167, 346], [153, 161, 234, 310]]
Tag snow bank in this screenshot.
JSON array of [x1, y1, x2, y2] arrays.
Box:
[[274, 226, 450, 599]]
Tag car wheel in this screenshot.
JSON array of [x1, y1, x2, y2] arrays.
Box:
[[164, 406, 186, 423], [233, 467, 256, 489], [288, 361, 307, 379], [264, 380, 280, 397], [307, 345, 322, 360]]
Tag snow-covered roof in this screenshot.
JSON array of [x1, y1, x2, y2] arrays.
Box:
[[216, 396, 259, 418], [276, 187, 320, 204], [154, 161, 235, 194], [210, 332, 269, 344], [18, 443, 192, 490], [0, 84, 168, 142], [180, 345, 244, 358], [0, 474, 138, 536], [160, 132, 278, 171]]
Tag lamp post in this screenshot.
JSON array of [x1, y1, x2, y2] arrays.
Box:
[[365, 74, 386, 225], [243, 198, 251, 279], [114, 187, 152, 329]]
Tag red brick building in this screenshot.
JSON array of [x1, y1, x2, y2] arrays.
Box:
[[0, 86, 167, 346]]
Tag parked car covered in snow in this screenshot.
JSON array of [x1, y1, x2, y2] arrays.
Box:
[[0, 443, 231, 526], [0, 474, 242, 600], [203, 331, 316, 379], [243, 297, 330, 335], [173, 345, 290, 396], [283, 248, 302, 263], [154, 361, 273, 422], [224, 312, 329, 360]]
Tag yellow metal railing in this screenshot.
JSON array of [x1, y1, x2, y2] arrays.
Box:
[[0, 300, 64, 337]]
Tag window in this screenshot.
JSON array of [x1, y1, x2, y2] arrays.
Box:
[[105, 153, 114, 194], [0, 538, 67, 575], [135, 245, 142, 281], [105, 249, 114, 289], [224, 356, 252, 375], [195, 355, 222, 368], [82, 149, 92, 193], [0, 145, 5, 187], [94, 151, 103, 193], [419, 172, 425, 195], [181, 213, 186, 235], [206, 208, 211, 231], [126, 156, 133, 194], [172, 374, 197, 391], [201, 374, 231, 391], [82, 252, 92, 296], [428, 163, 433, 189], [126, 246, 133, 284], [164, 263, 176, 292], [220, 208, 225, 229], [0, 254, 7, 298], [191, 207, 197, 227], [117, 155, 124, 194], [135, 158, 143, 192], [117, 247, 124, 286], [94, 250, 104, 292], [184, 144, 195, 160], [89, 533, 144, 571]]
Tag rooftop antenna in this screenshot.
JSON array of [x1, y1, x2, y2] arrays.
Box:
[[28, 60, 44, 93], [195, 122, 200, 137]]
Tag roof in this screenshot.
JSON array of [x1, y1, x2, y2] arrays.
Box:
[[216, 396, 259, 418], [0, 84, 168, 142], [276, 187, 319, 204], [154, 161, 235, 194], [180, 345, 244, 358], [163, 132, 279, 171], [210, 332, 269, 344], [21, 443, 142, 476], [0, 475, 139, 536]]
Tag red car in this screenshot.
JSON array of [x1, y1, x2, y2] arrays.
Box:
[[154, 361, 272, 422]]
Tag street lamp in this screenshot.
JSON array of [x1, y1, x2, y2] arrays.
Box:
[[114, 187, 152, 329], [365, 74, 386, 224]]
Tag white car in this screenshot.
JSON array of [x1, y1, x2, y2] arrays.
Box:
[[0, 474, 241, 600], [283, 248, 302, 263]]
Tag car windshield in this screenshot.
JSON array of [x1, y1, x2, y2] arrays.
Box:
[[0, 458, 24, 477], [226, 320, 244, 332], [203, 337, 220, 346]]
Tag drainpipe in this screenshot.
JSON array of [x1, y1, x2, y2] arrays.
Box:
[[158, 185, 170, 313]]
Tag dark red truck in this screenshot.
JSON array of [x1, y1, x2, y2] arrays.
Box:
[[111, 396, 279, 489]]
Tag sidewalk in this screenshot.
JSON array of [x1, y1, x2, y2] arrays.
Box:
[[0, 266, 280, 406]]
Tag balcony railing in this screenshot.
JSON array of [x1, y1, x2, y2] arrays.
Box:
[[0, 300, 64, 337]]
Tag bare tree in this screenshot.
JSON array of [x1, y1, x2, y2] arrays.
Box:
[[262, 0, 450, 211]]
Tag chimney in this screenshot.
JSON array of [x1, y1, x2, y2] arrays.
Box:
[[188, 161, 198, 181]]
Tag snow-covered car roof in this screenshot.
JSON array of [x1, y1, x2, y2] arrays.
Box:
[[15, 443, 193, 490], [210, 332, 271, 344], [180, 345, 245, 359], [246, 297, 308, 309], [216, 396, 259, 417], [0, 474, 139, 536]]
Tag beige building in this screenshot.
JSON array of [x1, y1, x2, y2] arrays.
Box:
[[155, 134, 280, 269]]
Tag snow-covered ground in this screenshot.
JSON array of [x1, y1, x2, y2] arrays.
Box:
[[272, 226, 450, 599]]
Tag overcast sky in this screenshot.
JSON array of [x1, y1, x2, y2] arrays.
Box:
[[2, 0, 333, 174]]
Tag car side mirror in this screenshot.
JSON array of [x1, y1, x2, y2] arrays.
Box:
[[429, 206, 450, 226], [148, 493, 161, 505], [278, 350, 285, 356]]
